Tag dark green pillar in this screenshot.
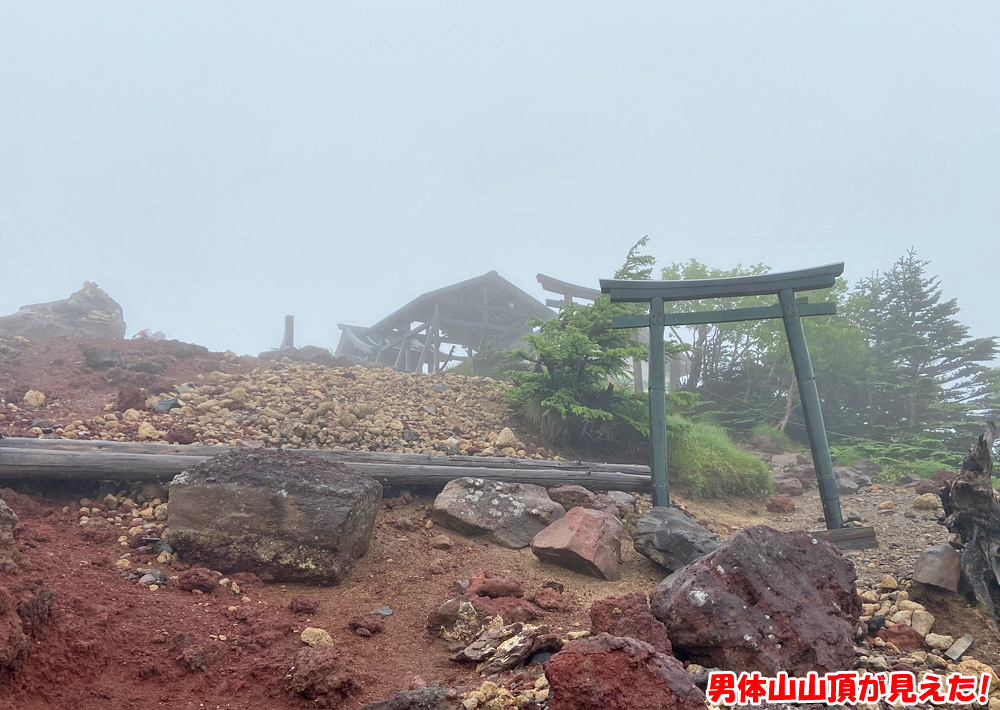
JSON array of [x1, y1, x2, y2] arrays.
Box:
[[778, 289, 843, 529], [648, 297, 668, 507]]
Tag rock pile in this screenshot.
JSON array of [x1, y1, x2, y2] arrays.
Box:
[[32, 361, 554, 458], [0, 282, 125, 340]]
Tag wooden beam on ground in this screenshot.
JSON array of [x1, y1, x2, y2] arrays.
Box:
[[0, 437, 650, 473], [810, 526, 877, 551], [0, 446, 653, 492]]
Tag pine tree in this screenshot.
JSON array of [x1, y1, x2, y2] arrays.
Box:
[[846, 249, 997, 443]]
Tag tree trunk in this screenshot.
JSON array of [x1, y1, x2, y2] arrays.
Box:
[[778, 375, 797, 433], [940, 422, 1000, 618], [684, 325, 708, 392]]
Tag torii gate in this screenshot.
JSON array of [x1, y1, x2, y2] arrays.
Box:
[[601, 263, 846, 531]]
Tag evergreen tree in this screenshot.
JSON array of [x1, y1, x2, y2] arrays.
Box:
[[845, 249, 997, 443]]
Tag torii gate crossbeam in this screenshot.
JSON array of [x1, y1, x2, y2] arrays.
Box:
[[601, 262, 846, 531]]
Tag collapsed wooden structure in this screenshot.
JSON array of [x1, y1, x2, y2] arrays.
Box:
[[335, 271, 554, 373], [0, 437, 653, 492]]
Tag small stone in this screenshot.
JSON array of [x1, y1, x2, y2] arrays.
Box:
[[370, 606, 393, 617], [945, 634, 975, 661], [913, 493, 940, 510], [137, 422, 160, 440], [289, 596, 321, 615], [148, 584, 159, 591], [430, 535, 452, 550], [115, 559, 130, 570], [495, 427, 518, 448], [879, 575, 898, 590], [300, 627, 333, 647], [924, 633, 954, 651], [877, 500, 894, 510], [23, 390, 45, 407], [911, 610, 935, 636]]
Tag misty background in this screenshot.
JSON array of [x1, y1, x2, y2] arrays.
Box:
[[2, 3, 997, 356]]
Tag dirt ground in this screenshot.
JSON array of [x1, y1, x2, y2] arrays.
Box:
[[1, 337, 999, 708], [3, 483, 999, 710], [0, 485, 666, 710]]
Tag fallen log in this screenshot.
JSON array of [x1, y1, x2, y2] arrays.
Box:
[[940, 421, 999, 618], [0, 446, 653, 492], [0, 436, 650, 474]]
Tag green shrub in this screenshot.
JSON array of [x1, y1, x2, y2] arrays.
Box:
[[830, 437, 961, 482], [504, 297, 651, 446], [669, 418, 773, 498]]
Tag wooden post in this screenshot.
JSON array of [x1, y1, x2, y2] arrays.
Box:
[[778, 289, 843, 529], [648, 297, 668, 507], [281, 316, 294, 348]]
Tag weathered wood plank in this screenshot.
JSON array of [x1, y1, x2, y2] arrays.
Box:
[[0, 437, 650, 474], [810, 526, 877, 551], [0, 446, 653, 491]]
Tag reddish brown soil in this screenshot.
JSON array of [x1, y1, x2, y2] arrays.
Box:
[[0, 489, 663, 710], [0, 337, 250, 436]]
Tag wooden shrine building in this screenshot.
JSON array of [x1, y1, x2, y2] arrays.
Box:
[[335, 271, 554, 373]]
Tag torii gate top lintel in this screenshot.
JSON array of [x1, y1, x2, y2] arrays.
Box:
[[599, 262, 844, 302], [600, 262, 846, 532]]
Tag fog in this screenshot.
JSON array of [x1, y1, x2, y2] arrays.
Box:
[[2, 3, 997, 356]]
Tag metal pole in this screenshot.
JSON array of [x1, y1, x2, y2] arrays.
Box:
[[778, 289, 843, 530], [648, 297, 669, 507]]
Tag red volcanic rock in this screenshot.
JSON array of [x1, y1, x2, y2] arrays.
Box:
[[877, 624, 924, 651], [544, 634, 705, 710], [177, 567, 221, 593], [766, 494, 796, 514], [468, 570, 524, 599], [528, 586, 577, 612], [590, 593, 671, 655], [531, 507, 623, 581], [650, 525, 861, 676]]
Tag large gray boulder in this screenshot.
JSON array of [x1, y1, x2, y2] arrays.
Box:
[[168, 449, 382, 584], [834, 466, 872, 494], [632, 507, 720, 573], [432, 478, 565, 548], [0, 282, 125, 340]]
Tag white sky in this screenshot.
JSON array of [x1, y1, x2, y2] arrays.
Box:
[[2, 3, 997, 355]]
